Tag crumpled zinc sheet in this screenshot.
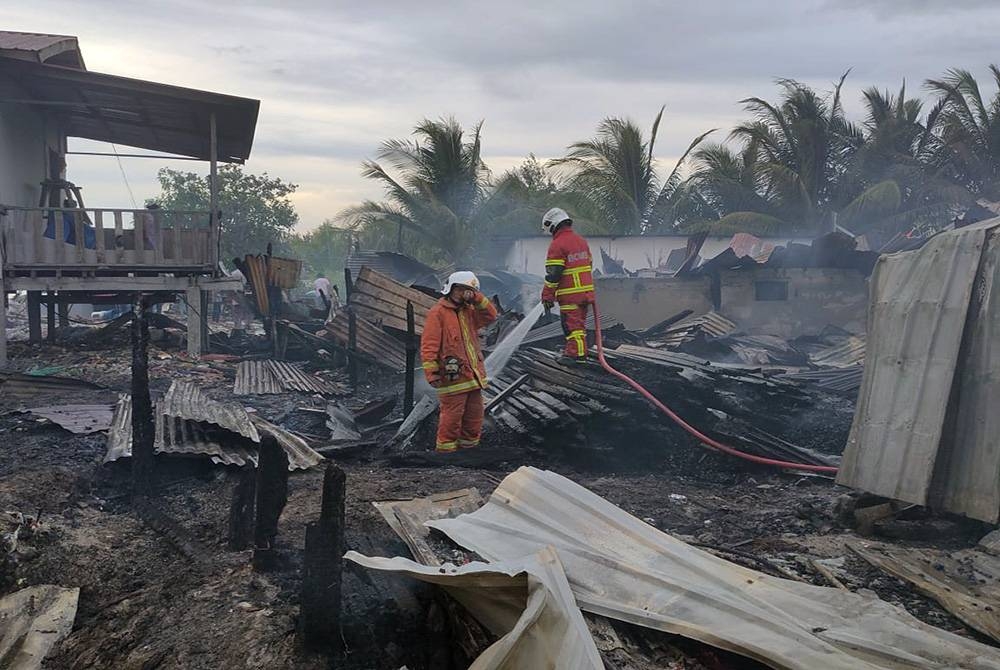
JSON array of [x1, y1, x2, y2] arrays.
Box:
[[346, 546, 602, 670], [429, 467, 1000, 670], [0, 585, 79, 670]]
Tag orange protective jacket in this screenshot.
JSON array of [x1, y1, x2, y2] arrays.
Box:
[[541, 226, 595, 305], [421, 292, 498, 396]]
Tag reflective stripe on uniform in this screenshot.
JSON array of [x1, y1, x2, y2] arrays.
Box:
[[544, 280, 559, 288], [436, 378, 481, 396], [458, 311, 487, 388], [545, 259, 566, 266], [559, 303, 579, 311], [422, 361, 439, 371], [566, 329, 586, 357], [458, 439, 479, 449], [436, 441, 458, 452], [477, 297, 490, 309], [556, 284, 595, 297]]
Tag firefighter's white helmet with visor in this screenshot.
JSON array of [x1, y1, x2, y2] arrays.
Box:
[[541, 207, 571, 235], [441, 270, 480, 295]]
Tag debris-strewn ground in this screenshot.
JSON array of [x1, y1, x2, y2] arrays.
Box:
[[0, 339, 995, 669]]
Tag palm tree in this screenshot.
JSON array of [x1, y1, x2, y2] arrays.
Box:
[[551, 107, 713, 235], [925, 66, 1000, 199], [338, 117, 490, 263], [681, 76, 907, 235], [842, 84, 965, 236]]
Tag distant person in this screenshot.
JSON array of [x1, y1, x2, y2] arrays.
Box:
[[540, 207, 595, 364], [420, 271, 497, 453], [140, 202, 161, 251], [314, 275, 333, 310]]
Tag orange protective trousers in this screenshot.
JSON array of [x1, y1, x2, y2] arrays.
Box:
[[436, 389, 484, 452]]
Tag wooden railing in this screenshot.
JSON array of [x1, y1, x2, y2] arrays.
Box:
[[0, 206, 217, 272]]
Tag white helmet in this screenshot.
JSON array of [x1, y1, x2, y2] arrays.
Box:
[[542, 207, 571, 235], [441, 270, 480, 294]]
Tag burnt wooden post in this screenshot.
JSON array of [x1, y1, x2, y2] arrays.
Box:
[[252, 435, 288, 571], [343, 268, 353, 302], [227, 465, 257, 550], [45, 293, 56, 341], [131, 294, 155, 497], [299, 463, 346, 650], [404, 300, 416, 415], [27, 291, 42, 343], [348, 308, 358, 388], [57, 298, 69, 330]]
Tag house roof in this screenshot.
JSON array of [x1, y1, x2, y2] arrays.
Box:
[[0, 57, 259, 163], [0, 31, 85, 69]]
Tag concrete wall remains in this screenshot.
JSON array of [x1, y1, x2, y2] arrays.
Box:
[[500, 235, 813, 276], [595, 267, 868, 337], [595, 276, 714, 330]]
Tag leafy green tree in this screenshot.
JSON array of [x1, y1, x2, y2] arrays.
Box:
[[338, 117, 491, 264], [285, 220, 353, 287], [154, 165, 298, 261], [551, 107, 713, 234]]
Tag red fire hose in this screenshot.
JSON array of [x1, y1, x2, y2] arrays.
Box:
[[591, 303, 839, 474]]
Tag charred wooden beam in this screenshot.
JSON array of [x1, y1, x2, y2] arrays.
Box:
[[252, 435, 288, 571], [404, 300, 416, 415], [227, 465, 256, 550], [131, 294, 155, 498], [298, 463, 346, 650]]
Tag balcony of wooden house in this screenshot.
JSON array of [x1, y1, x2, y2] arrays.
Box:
[[0, 43, 260, 363]]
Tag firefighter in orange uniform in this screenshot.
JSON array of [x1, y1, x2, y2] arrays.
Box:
[[541, 208, 595, 363], [421, 271, 498, 453]]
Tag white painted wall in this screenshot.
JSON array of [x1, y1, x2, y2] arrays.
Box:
[[500, 235, 814, 276], [0, 103, 54, 208]]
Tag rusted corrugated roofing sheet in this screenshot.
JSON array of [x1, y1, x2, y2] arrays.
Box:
[[429, 467, 1000, 670], [26, 404, 114, 434], [839, 219, 1000, 521], [234, 360, 339, 395]]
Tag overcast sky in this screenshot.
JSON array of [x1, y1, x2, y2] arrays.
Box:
[[8, 0, 1000, 231]]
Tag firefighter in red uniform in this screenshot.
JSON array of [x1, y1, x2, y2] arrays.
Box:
[[421, 271, 498, 453], [540, 208, 595, 364]]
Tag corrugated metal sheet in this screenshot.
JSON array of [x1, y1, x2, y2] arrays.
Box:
[[234, 360, 340, 395], [105, 393, 257, 467], [429, 467, 1000, 670], [349, 266, 438, 333], [809, 336, 866, 368], [161, 381, 259, 442], [940, 229, 1000, 520], [26, 404, 114, 434], [655, 311, 737, 348], [838, 221, 998, 517], [252, 416, 324, 470], [347, 251, 445, 287], [105, 383, 323, 470], [0, 372, 104, 399], [347, 548, 603, 670], [518, 309, 623, 348]]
